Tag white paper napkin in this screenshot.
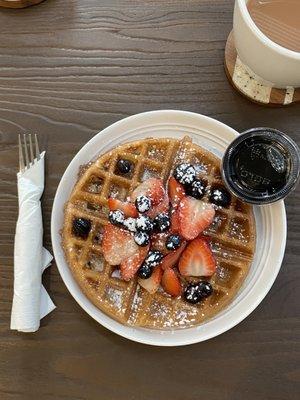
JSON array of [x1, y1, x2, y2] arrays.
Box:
[[11, 151, 56, 333]]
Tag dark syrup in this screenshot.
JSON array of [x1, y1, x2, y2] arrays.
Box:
[[232, 137, 290, 195]]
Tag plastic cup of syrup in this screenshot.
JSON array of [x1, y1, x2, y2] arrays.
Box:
[[222, 128, 300, 205]]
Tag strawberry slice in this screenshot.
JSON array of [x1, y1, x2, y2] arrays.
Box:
[[160, 241, 187, 270], [131, 178, 165, 205], [146, 194, 169, 219], [108, 198, 138, 218], [178, 196, 215, 240], [161, 268, 182, 297], [120, 244, 149, 281], [170, 207, 180, 233], [168, 177, 185, 208], [102, 224, 139, 265], [151, 232, 169, 255], [178, 237, 216, 277], [138, 267, 163, 294]]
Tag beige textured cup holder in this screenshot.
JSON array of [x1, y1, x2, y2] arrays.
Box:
[[225, 31, 300, 106]]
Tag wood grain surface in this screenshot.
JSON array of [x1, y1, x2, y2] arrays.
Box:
[[0, 1, 299, 399]]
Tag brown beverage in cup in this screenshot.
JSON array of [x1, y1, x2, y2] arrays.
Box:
[[247, 0, 300, 52]]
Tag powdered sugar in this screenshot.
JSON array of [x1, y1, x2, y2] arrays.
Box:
[[140, 168, 160, 182], [105, 287, 123, 312], [134, 231, 149, 246], [136, 215, 153, 232], [109, 185, 121, 198], [127, 286, 143, 325], [229, 219, 249, 243], [87, 254, 104, 272], [109, 210, 124, 225], [111, 268, 122, 279], [194, 163, 209, 174], [217, 264, 229, 281], [86, 181, 102, 194], [135, 195, 151, 213], [205, 212, 226, 233], [174, 163, 196, 185], [144, 250, 163, 267], [173, 308, 198, 327], [149, 301, 170, 323], [123, 217, 137, 232], [147, 145, 166, 162]]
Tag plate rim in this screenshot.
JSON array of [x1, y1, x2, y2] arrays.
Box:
[[51, 110, 287, 346]]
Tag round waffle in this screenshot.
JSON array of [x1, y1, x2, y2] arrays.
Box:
[[62, 136, 256, 329]]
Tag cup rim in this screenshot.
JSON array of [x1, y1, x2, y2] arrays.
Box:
[[237, 0, 300, 60], [222, 127, 300, 205]]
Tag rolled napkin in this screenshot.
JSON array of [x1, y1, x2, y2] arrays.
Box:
[[11, 151, 55, 332]]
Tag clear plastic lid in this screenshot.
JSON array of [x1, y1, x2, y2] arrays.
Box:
[[222, 128, 300, 205]]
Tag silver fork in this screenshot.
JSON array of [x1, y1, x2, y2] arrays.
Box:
[[18, 133, 40, 172]]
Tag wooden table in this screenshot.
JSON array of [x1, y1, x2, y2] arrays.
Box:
[[0, 1, 299, 399]]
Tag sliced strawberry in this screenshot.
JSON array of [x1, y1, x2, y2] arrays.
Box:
[[161, 268, 182, 297], [120, 244, 149, 281], [160, 241, 187, 270], [168, 177, 185, 208], [102, 224, 139, 265], [178, 196, 215, 240], [170, 207, 180, 233], [131, 178, 165, 205], [178, 237, 216, 277], [108, 198, 138, 218], [146, 194, 169, 219], [138, 267, 163, 294], [151, 232, 169, 255]]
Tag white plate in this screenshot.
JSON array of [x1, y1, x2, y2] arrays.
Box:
[[51, 110, 287, 346]]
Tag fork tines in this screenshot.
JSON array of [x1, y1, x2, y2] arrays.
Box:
[[18, 133, 40, 173]]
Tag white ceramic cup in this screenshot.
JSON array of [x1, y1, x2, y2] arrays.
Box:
[[233, 0, 300, 88]]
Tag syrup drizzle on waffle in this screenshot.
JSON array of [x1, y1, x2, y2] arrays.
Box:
[[63, 137, 255, 329]]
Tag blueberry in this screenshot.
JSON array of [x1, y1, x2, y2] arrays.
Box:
[[166, 234, 181, 251], [209, 187, 231, 207], [123, 217, 137, 232], [174, 163, 196, 185], [116, 159, 132, 174], [185, 179, 207, 199], [135, 195, 151, 213], [144, 250, 163, 267], [183, 281, 213, 304], [173, 163, 190, 181], [136, 215, 154, 233], [138, 263, 153, 279], [108, 210, 125, 226], [153, 212, 170, 232], [138, 250, 164, 278], [72, 218, 91, 239], [134, 231, 150, 247]]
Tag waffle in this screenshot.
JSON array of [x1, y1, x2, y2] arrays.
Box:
[[62, 136, 256, 329]]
